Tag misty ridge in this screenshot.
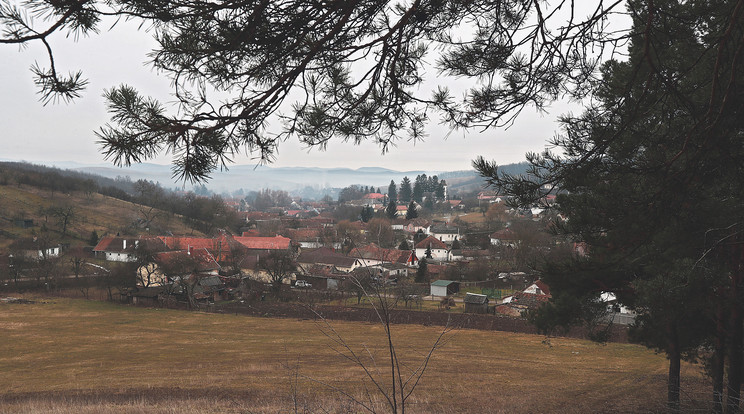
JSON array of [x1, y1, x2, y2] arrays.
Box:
[[4, 159, 531, 199]]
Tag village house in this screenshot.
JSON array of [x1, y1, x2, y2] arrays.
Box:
[[297, 247, 358, 273], [137, 248, 221, 287], [348, 243, 412, 267], [415, 236, 450, 262], [9, 237, 62, 260], [299, 264, 347, 290], [94, 236, 167, 262], [490, 228, 518, 247], [429, 224, 460, 244]]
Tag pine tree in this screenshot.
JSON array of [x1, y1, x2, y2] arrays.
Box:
[[415, 259, 428, 284], [399, 177, 412, 203], [387, 180, 397, 202], [385, 200, 398, 220], [405, 200, 418, 220], [478, 1, 744, 409]]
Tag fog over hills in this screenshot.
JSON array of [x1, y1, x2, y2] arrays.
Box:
[[1, 159, 529, 197]]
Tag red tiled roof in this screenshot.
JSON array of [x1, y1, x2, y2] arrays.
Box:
[[533, 280, 551, 296], [241, 230, 261, 237], [153, 249, 220, 273], [234, 235, 291, 250], [415, 236, 448, 250], [288, 228, 323, 241]]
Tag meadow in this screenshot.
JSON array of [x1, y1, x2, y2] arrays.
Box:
[[0, 297, 710, 413]]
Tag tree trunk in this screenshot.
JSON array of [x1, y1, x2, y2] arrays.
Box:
[[727, 308, 743, 414], [668, 324, 681, 412], [727, 250, 744, 414], [727, 284, 743, 414], [714, 303, 727, 414]]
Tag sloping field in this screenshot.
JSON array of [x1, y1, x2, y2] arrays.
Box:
[[0, 298, 709, 413], [0, 184, 200, 249]]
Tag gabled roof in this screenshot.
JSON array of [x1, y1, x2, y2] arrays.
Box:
[[490, 228, 518, 240], [234, 235, 291, 250], [297, 247, 356, 268], [431, 279, 458, 287], [429, 225, 459, 234], [464, 293, 488, 305], [349, 244, 410, 263], [94, 236, 166, 253], [288, 228, 323, 241], [415, 236, 448, 250], [528, 280, 551, 296], [501, 291, 550, 308], [153, 249, 220, 273]]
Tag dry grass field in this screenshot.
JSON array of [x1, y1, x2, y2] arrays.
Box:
[[0, 297, 710, 413]]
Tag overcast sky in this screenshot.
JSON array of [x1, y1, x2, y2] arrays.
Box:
[[0, 18, 583, 173]]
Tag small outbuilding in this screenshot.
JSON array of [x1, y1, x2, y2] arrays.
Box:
[[430, 280, 460, 297], [463, 293, 489, 314]]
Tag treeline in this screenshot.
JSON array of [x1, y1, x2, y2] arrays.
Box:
[[0, 162, 241, 235], [0, 161, 136, 199]]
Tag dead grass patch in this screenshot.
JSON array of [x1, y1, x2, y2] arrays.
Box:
[[0, 298, 710, 413]]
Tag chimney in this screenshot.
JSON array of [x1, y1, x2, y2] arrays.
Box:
[[188, 246, 194, 255]]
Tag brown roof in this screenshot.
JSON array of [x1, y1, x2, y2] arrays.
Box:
[[415, 236, 448, 250], [490, 228, 518, 240], [349, 244, 410, 263], [297, 247, 356, 268], [288, 228, 323, 242], [153, 249, 220, 273]]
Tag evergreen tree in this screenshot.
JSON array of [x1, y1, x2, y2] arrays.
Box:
[[405, 201, 418, 220], [88, 230, 100, 247], [436, 181, 446, 201], [385, 200, 398, 220], [412, 174, 427, 203], [399, 177, 412, 203], [360, 206, 374, 223], [398, 239, 411, 251], [424, 245, 432, 260], [478, 1, 744, 409], [387, 180, 397, 203], [415, 259, 428, 284], [451, 238, 461, 250]]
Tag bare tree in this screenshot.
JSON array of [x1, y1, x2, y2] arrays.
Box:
[[258, 251, 297, 294], [309, 274, 454, 414], [50, 204, 75, 236]]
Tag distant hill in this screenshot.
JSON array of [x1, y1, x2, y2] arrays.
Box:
[[0, 158, 531, 198]]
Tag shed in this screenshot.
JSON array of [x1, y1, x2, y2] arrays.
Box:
[[430, 280, 460, 297], [463, 293, 489, 314]]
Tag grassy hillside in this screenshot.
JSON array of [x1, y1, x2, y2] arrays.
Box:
[[0, 297, 709, 413], [0, 184, 202, 250]]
